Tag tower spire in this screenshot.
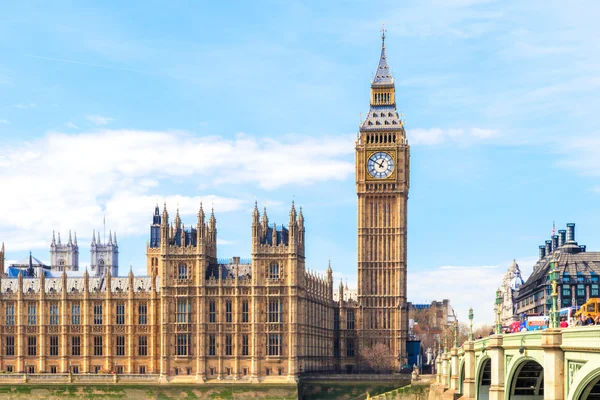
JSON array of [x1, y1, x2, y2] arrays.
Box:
[[373, 22, 393, 86], [52, 231, 56, 246]]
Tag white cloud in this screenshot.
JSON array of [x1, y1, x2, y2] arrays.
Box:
[[85, 115, 114, 125], [0, 119, 8, 124], [408, 256, 537, 327], [0, 129, 354, 251], [408, 127, 498, 145], [65, 122, 79, 129]]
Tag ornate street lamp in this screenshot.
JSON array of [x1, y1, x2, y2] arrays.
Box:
[[444, 333, 448, 354], [495, 287, 502, 335], [453, 318, 458, 348], [549, 254, 560, 328], [468, 307, 474, 341]]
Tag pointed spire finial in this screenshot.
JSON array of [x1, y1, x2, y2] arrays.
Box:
[[68, 230, 72, 245], [74, 231, 77, 246], [113, 231, 116, 245], [372, 24, 393, 85], [52, 231, 56, 245], [92, 229, 96, 244], [58, 232, 61, 245], [381, 21, 386, 44]]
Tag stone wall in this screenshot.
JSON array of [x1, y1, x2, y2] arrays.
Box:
[[0, 383, 298, 400]]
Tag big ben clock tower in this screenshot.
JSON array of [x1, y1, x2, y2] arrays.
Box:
[[356, 28, 409, 368]]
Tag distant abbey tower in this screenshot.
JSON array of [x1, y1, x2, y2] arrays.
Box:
[[90, 229, 119, 276], [50, 230, 79, 272]]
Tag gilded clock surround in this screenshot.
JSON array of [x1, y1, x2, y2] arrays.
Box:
[[366, 151, 396, 180]]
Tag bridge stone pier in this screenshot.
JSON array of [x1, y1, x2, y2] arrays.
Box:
[[429, 327, 600, 400]]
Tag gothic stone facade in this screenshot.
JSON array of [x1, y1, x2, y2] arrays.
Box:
[[0, 33, 408, 380]]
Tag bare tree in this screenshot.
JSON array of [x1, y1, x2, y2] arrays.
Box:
[[359, 342, 395, 373], [473, 324, 494, 339]]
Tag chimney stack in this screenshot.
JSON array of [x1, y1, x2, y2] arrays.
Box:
[[539, 245, 546, 260], [545, 240, 552, 256], [566, 223, 576, 243], [552, 235, 559, 251], [558, 230, 566, 247]]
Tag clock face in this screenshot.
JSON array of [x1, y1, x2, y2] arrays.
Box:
[[368, 152, 395, 179]]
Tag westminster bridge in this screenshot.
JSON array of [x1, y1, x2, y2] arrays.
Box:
[[426, 326, 600, 400]]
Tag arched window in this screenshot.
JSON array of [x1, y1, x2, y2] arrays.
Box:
[[269, 263, 280, 280], [178, 264, 188, 280]]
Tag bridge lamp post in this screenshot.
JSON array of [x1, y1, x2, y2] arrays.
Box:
[[468, 307, 474, 341], [549, 256, 560, 328], [495, 287, 502, 335], [453, 319, 458, 348]]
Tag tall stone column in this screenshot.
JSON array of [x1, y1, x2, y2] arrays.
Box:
[[542, 329, 564, 400], [450, 347, 459, 390], [436, 354, 442, 384], [441, 352, 449, 388], [488, 335, 505, 400], [462, 341, 476, 399]]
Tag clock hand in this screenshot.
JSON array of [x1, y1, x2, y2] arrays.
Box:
[[376, 160, 385, 169]]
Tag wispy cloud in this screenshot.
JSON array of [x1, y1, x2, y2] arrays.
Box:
[[408, 127, 498, 145], [65, 122, 79, 129], [556, 136, 600, 178], [24, 54, 197, 82], [14, 103, 37, 109], [85, 115, 114, 125], [0, 119, 9, 124], [0, 129, 355, 250]]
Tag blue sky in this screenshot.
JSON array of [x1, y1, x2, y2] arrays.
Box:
[[1, 0, 600, 325]]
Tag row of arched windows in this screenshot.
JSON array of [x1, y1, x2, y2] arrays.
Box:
[[366, 134, 397, 144]]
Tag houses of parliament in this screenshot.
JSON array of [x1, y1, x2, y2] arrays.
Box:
[[0, 31, 410, 382]]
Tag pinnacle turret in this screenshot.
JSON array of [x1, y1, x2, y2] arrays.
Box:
[[174, 207, 182, 230], [52, 231, 56, 246], [289, 201, 297, 223], [161, 202, 168, 223], [209, 206, 216, 229], [198, 201, 205, 226], [261, 206, 269, 231]]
